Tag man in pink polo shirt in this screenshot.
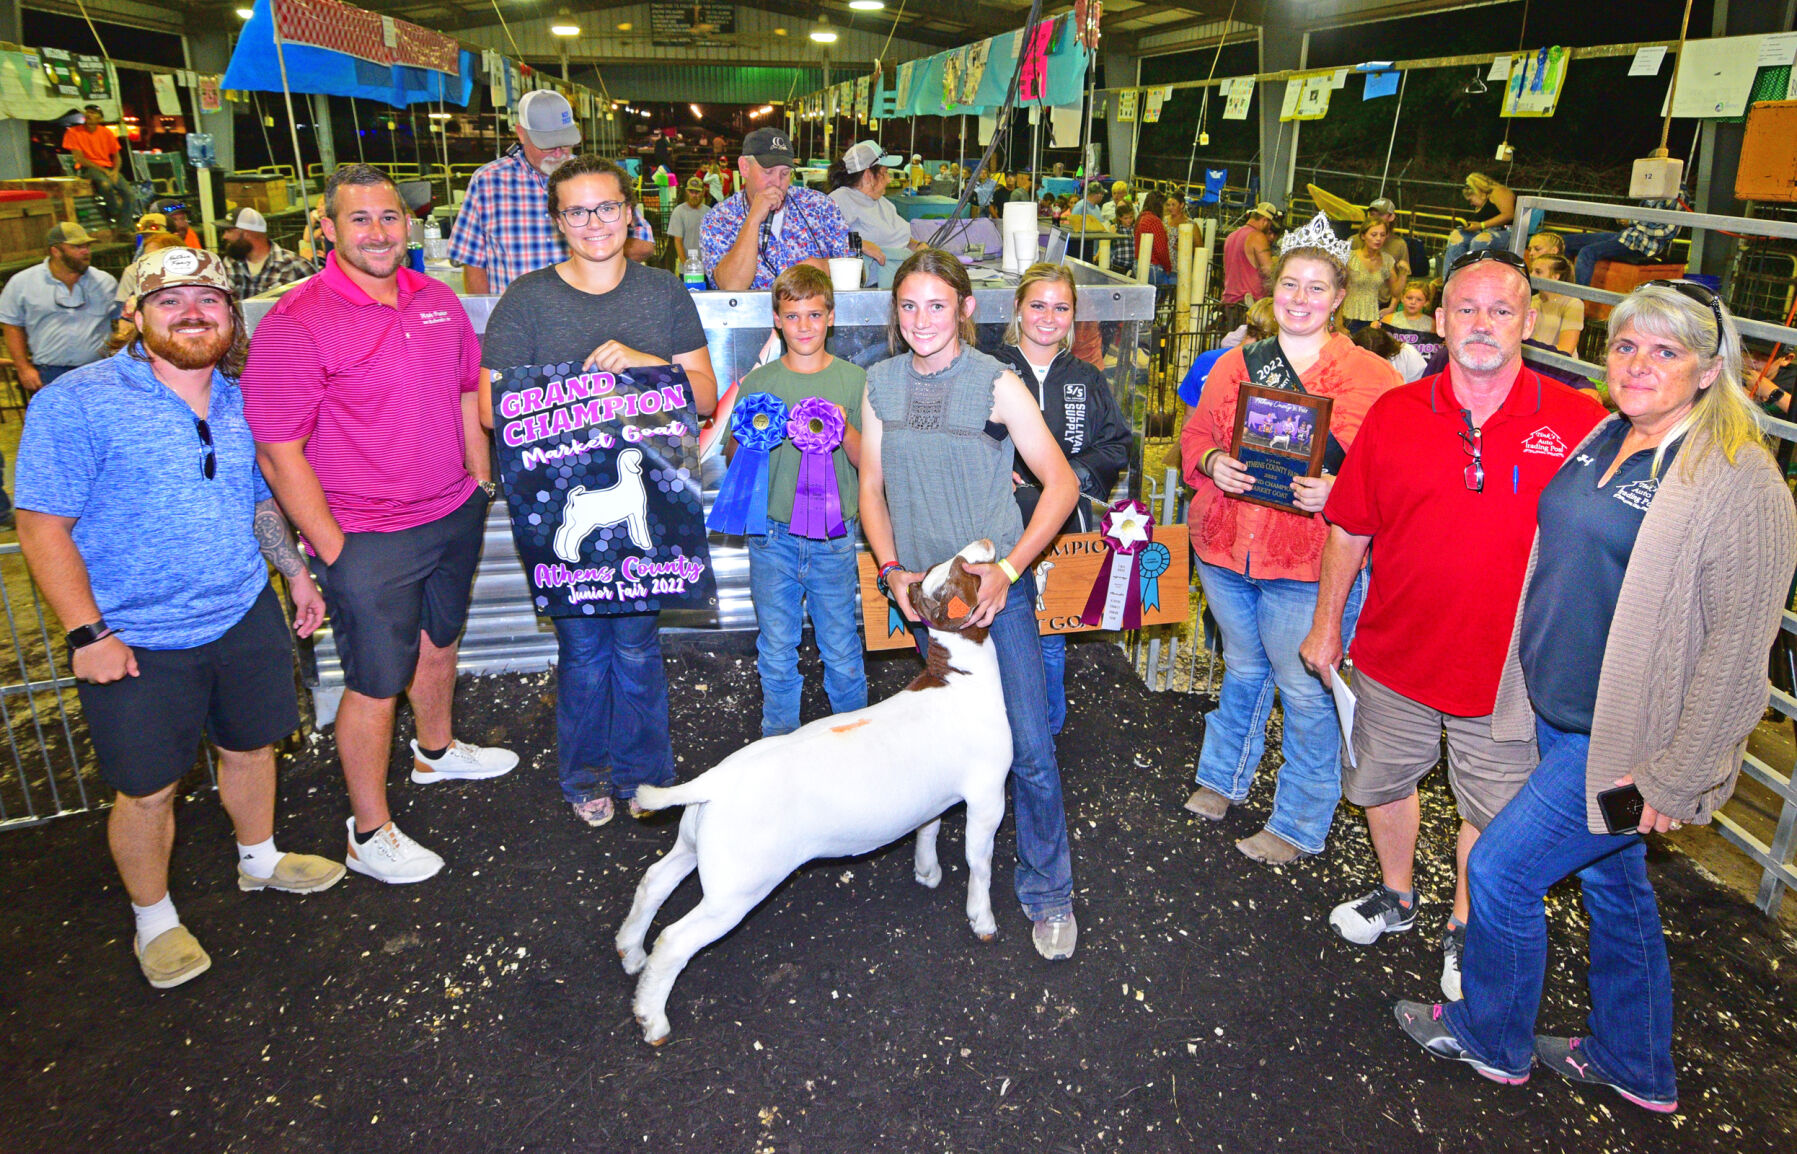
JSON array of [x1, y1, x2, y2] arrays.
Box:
[[243, 165, 517, 885]]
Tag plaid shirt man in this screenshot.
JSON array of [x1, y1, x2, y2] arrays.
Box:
[[225, 243, 317, 300], [698, 186, 849, 290], [448, 146, 655, 294], [1618, 196, 1682, 258]]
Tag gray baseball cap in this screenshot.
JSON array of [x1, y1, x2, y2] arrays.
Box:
[[517, 90, 580, 150]]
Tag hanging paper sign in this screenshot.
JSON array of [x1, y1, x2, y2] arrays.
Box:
[[198, 74, 223, 113], [40, 47, 81, 97], [1143, 86, 1168, 123], [491, 363, 716, 617], [75, 54, 110, 100], [1281, 74, 1332, 121], [152, 73, 181, 116], [707, 393, 788, 536], [1080, 500, 1154, 631], [1501, 46, 1568, 118], [1117, 88, 1139, 122], [1223, 77, 1254, 120], [785, 398, 848, 540], [855, 74, 870, 121]]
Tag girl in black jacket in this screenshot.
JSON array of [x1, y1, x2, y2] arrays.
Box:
[[996, 264, 1134, 734]]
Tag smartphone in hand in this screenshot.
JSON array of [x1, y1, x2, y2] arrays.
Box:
[[1597, 784, 1646, 835]]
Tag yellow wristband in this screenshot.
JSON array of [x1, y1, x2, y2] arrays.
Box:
[[997, 557, 1020, 583]]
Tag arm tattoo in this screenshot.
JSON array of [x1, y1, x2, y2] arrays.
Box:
[[253, 498, 309, 579]]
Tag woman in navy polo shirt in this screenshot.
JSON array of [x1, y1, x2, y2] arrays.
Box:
[[1395, 282, 1797, 1114]]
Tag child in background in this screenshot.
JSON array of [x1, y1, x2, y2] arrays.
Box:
[[736, 264, 868, 738], [1380, 278, 1438, 334]]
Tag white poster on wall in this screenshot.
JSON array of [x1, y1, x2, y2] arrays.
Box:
[[1666, 35, 1763, 117], [1223, 77, 1254, 120]]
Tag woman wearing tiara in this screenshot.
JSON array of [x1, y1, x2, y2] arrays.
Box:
[[1178, 213, 1404, 866]]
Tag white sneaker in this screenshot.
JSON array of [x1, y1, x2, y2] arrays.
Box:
[[344, 818, 444, 884], [410, 739, 519, 784]]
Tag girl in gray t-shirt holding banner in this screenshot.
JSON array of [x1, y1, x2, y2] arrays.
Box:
[[857, 248, 1085, 960]]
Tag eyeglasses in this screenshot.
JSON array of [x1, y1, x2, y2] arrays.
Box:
[[557, 202, 627, 227], [1646, 279, 1726, 355], [194, 417, 215, 481], [1459, 412, 1484, 493], [1446, 248, 1530, 280]]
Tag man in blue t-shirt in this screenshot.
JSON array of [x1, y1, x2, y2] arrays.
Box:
[[14, 248, 343, 992]]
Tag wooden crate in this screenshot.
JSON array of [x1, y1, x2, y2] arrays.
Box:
[[0, 201, 58, 263], [1738, 101, 1797, 203], [224, 176, 290, 213], [0, 177, 93, 223]]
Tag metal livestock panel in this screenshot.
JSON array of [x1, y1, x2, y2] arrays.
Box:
[[242, 268, 1158, 723]]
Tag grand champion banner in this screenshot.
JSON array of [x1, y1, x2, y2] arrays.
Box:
[[490, 363, 716, 618]]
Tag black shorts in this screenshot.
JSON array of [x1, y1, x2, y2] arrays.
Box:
[[309, 489, 490, 699], [78, 583, 302, 798]]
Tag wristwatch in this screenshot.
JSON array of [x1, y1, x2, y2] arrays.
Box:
[[876, 562, 903, 600], [67, 621, 111, 650]]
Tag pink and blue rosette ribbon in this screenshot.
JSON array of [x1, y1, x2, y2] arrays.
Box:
[[1079, 499, 1155, 630], [706, 392, 787, 535], [786, 397, 848, 540]]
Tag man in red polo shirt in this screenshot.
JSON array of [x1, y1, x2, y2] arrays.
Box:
[[243, 164, 517, 886], [1300, 250, 1605, 1000]]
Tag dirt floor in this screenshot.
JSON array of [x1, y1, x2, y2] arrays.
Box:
[[1, 634, 1794, 1153]]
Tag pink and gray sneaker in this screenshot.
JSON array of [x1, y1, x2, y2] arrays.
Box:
[[1534, 1035, 1677, 1114]]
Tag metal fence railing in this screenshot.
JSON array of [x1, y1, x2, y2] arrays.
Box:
[[0, 542, 102, 828]]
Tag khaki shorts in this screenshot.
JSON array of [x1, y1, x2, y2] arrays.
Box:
[[1343, 670, 1538, 831]]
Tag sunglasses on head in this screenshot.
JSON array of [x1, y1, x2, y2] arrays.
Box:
[[1446, 248, 1530, 279], [1646, 279, 1726, 355]]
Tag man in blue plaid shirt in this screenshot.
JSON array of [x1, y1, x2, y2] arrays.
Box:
[[449, 91, 654, 295], [1563, 195, 1684, 286], [701, 127, 850, 291]]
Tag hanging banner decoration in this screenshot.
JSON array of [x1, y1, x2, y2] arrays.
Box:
[[490, 363, 716, 618], [961, 40, 991, 107], [1223, 76, 1254, 120], [942, 47, 963, 108], [896, 60, 916, 109], [1018, 19, 1057, 103], [1074, 0, 1103, 51], [272, 0, 460, 75], [152, 73, 181, 115], [855, 74, 870, 121], [785, 398, 848, 541], [1117, 87, 1139, 122], [1080, 500, 1155, 631], [39, 46, 80, 97], [76, 54, 110, 100], [198, 74, 223, 112], [706, 393, 788, 536], [1501, 46, 1569, 117]]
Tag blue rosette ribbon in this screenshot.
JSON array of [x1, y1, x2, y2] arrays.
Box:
[[1137, 542, 1171, 611], [786, 397, 848, 540], [706, 392, 788, 535]]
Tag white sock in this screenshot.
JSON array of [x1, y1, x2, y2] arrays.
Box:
[[236, 836, 281, 880], [132, 894, 181, 948]]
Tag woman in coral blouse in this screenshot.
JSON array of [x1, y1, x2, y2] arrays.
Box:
[[1178, 214, 1403, 866]]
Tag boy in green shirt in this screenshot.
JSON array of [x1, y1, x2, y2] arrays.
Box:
[[737, 264, 867, 736]]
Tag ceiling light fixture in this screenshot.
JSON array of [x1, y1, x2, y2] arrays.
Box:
[[690, 103, 704, 120], [617, 22, 632, 31], [235, 6, 253, 17], [551, 24, 580, 37], [848, 1, 885, 9]]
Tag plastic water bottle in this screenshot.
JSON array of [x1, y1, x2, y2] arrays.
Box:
[[423, 216, 445, 261], [682, 252, 706, 292]]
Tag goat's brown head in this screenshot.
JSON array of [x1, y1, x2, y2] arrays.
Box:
[[909, 540, 996, 636]]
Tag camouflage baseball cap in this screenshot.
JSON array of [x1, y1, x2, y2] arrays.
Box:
[[130, 246, 234, 311]]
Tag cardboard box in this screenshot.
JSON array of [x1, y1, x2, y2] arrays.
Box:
[[0, 201, 59, 263], [225, 176, 290, 213]]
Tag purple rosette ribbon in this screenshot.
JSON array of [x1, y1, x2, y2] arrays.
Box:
[[706, 392, 788, 535], [1080, 499, 1155, 630], [786, 397, 848, 540]]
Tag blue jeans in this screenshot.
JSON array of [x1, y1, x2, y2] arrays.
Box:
[[1193, 560, 1366, 855], [1441, 226, 1516, 274], [1563, 232, 1657, 286], [1040, 632, 1066, 735], [913, 571, 1072, 919], [550, 613, 676, 803], [1443, 717, 1676, 1101], [747, 518, 868, 737]]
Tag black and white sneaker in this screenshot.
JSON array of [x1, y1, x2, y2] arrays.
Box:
[[1329, 887, 1418, 945], [1441, 923, 1466, 1001]]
